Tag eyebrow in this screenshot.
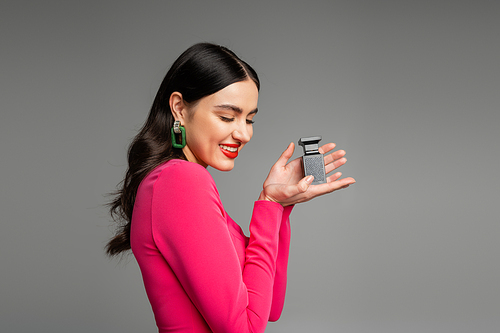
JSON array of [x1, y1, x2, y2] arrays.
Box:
[[214, 104, 258, 115]]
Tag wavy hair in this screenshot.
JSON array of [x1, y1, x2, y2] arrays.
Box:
[[106, 43, 260, 256]]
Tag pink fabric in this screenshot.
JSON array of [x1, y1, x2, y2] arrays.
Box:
[[130, 159, 292, 333]]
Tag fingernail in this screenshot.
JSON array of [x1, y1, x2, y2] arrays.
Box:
[[306, 175, 314, 184]]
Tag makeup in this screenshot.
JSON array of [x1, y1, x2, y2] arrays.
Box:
[[219, 143, 239, 159]]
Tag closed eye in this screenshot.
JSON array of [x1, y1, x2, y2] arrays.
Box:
[[219, 116, 234, 122], [220, 116, 254, 124]]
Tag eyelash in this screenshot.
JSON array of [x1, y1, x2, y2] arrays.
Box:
[[219, 116, 255, 124]]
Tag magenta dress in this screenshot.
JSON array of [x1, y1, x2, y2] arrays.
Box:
[[130, 159, 292, 333]]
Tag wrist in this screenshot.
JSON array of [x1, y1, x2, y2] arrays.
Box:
[[258, 191, 279, 203]]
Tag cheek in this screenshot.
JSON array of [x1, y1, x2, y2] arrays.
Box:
[[187, 121, 222, 153]]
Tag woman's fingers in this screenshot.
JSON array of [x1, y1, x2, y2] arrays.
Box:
[[325, 157, 347, 174], [298, 175, 314, 193], [261, 175, 314, 205], [288, 176, 355, 205], [264, 175, 355, 206], [263, 142, 355, 206], [283, 175, 314, 198], [318, 143, 336, 155], [323, 149, 345, 165], [308, 177, 356, 197], [274, 142, 295, 168], [328, 176, 356, 189], [327, 172, 343, 182]]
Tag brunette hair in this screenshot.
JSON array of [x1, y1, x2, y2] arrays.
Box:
[[106, 43, 260, 256]]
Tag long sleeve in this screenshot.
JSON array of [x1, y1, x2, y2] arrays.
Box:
[[269, 205, 292, 321], [139, 160, 285, 333]]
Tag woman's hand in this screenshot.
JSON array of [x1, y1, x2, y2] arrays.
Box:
[[259, 142, 356, 206]]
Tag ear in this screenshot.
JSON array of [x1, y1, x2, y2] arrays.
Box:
[[169, 92, 188, 122]]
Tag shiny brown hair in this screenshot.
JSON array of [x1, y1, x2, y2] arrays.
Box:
[[106, 43, 259, 256]]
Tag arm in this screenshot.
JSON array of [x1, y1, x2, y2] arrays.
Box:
[[261, 142, 355, 319], [269, 205, 293, 321], [151, 162, 283, 333]]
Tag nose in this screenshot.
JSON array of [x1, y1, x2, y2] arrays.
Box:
[[232, 121, 252, 144]]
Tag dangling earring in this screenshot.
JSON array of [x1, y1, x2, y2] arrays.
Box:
[[171, 120, 186, 149]]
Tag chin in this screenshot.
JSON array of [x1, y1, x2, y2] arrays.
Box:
[[210, 161, 235, 172]]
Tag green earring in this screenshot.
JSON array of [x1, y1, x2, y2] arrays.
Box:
[[171, 120, 186, 149]]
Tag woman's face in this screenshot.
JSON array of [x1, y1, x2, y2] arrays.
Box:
[[175, 80, 259, 171]]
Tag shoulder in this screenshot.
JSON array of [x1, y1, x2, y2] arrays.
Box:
[[157, 159, 213, 183], [152, 159, 219, 197], [149, 160, 225, 221]]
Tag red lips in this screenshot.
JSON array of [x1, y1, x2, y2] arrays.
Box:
[[219, 143, 240, 159]]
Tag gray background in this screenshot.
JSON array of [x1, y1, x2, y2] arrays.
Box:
[[1, 1, 499, 332]]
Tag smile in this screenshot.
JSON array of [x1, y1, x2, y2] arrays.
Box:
[[219, 144, 238, 152], [219, 144, 240, 159]]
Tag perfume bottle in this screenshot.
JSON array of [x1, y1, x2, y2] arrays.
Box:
[[298, 136, 326, 185]]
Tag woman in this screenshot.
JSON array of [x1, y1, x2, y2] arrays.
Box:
[[106, 43, 355, 333]]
